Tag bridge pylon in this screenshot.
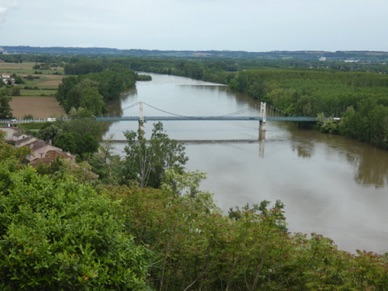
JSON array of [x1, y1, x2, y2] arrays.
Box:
[[259, 102, 266, 140], [139, 101, 145, 131]]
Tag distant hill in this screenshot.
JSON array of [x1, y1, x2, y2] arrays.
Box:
[[1, 46, 388, 62]]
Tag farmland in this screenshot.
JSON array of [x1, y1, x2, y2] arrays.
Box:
[[0, 62, 65, 118]]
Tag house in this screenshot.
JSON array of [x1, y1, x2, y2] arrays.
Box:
[[29, 149, 76, 167], [0, 127, 21, 142], [0, 127, 76, 166], [15, 136, 75, 165], [1, 73, 15, 85]]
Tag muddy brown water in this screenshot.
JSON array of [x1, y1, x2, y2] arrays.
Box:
[[105, 73, 388, 253]]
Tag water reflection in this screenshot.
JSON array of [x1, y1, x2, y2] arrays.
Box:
[[284, 124, 388, 188], [292, 144, 313, 158], [259, 139, 265, 158], [320, 134, 388, 188], [347, 148, 388, 188]]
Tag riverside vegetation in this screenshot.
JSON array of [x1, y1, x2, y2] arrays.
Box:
[[1, 54, 388, 289], [2, 126, 388, 290]]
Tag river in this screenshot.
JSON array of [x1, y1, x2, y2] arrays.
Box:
[[105, 73, 388, 254]]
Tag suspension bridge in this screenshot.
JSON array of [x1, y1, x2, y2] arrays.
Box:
[[0, 101, 318, 124], [1, 102, 318, 141], [0, 101, 322, 146], [94, 101, 318, 123], [0, 102, 317, 124]]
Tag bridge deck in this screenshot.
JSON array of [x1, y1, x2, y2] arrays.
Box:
[[95, 115, 318, 122], [1, 115, 318, 124], [105, 139, 262, 144]]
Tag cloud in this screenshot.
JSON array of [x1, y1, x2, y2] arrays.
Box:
[[0, 0, 18, 25], [1, 0, 388, 51]]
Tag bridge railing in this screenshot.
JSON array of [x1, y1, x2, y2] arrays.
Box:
[[0, 117, 71, 124], [95, 115, 264, 121]]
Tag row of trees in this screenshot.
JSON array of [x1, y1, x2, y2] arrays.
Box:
[[227, 69, 388, 149]]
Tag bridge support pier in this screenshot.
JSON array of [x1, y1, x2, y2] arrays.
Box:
[[138, 101, 145, 132], [259, 120, 266, 140], [258, 102, 267, 140]]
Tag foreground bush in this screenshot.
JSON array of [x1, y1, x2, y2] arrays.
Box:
[[106, 184, 388, 290], [0, 158, 150, 289]]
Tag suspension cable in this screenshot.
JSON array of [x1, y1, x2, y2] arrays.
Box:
[[122, 102, 141, 112]]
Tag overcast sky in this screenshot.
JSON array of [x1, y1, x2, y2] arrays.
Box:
[[0, 0, 387, 52]]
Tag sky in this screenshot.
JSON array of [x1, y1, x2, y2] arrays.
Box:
[[0, 0, 387, 52]]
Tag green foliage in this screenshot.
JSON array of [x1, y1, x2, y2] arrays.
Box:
[[0, 158, 150, 289], [57, 60, 136, 114], [0, 92, 13, 119], [228, 68, 388, 149], [161, 168, 207, 197], [64, 58, 104, 75], [0, 132, 30, 163], [86, 63, 136, 102], [38, 121, 62, 142], [54, 118, 100, 159], [53, 131, 77, 153], [317, 114, 340, 134], [136, 73, 152, 81], [38, 115, 101, 159], [128, 58, 236, 84], [3, 129, 388, 289], [339, 101, 388, 149], [22, 114, 34, 120], [56, 77, 106, 115], [106, 183, 388, 290], [126, 57, 388, 149], [229, 70, 266, 100], [88, 136, 123, 185], [55, 76, 78, 111], [122, 122, 188, 188], [3, 86, 21, 96], [11, 74, 24, 85], [3, 54, 388, 289]]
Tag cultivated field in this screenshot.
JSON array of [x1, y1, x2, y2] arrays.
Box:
[[0, 62, 66, 118], [10, 97, 65, 118]]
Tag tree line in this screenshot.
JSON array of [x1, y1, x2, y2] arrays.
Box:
[[127, 58, 388, 150], [227, 69, 388, 150]]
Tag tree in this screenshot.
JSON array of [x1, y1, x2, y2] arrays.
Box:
[[122, 122, 188, 188], [161, 168, 207, 197], [0, 93, 12, 119], [0, 164, 150, 289], [89, 135, 123, 185], [53, 131, 77, 154], [56, 76, 78, 110], [77, 78, 106, 116], [39, 110, 101, 160], [0, 136, 150, 289], [79, 86, 106, 116]]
